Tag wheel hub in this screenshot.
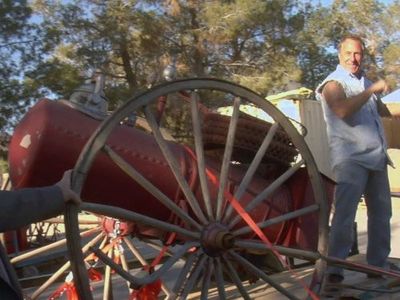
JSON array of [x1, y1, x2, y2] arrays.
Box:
[[200, 223, 235, 257]]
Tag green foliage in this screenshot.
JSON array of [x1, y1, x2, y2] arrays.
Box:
[[26, 60, 84, 99], [0, 1, 32, 133], [0, 157, 8, 175], [0, 0, 32, 39]]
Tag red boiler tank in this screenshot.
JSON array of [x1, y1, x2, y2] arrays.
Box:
[[8, 99, 328, 248]]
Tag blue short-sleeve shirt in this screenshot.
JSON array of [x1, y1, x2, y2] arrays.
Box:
[[316, 65, 388, 171]]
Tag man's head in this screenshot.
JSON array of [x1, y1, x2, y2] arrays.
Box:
[[338, 35, 365, 76]]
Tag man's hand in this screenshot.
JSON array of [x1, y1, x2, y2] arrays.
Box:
[[369, 79, 389, 95], [370, 80, 391, 117], [55, 169, 81, 205]]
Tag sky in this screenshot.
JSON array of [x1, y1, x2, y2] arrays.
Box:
[[383, 89, 400, 102]]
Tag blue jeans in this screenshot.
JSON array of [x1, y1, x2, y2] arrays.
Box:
[[327, 161, 392, 276]]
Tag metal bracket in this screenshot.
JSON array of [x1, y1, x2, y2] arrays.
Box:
[[65, 70, 109, 120]]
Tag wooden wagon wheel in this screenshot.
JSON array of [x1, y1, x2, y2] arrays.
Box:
[[66, 78, 329, 299], [12, 214, 174, 299]]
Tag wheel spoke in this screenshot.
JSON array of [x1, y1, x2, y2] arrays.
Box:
[[31, 231, 104, 299], [214, 258, 226, 300], [119, 246, 132, 292], [98, 235, 109, 253], [235, 239, 321, 261], [229, 159, 305, 228], [31, 263, 72, 299], [103, 247, 113, 300], [122, 237, 172, 297], [90, 241, 199, 288], [145, 105, 208, 224], [172, 250, 201, 297], [130, 242, 199, 287], [11, 226, 101, 265], [233, 204, 319, 236], [190, 91, 213, 221], [221, 254, 251, 300], [228, 250, 301, 300], [216, 97, 241, 221], [223, 122, 279, 223], [103, 144, 201, 230], [65, 203, 93, 300], [179, 254, 208, 299], [90, 245, 143, 290], [141, 238, 179, 259], [200, 258, 214, 300], [123, 237, 150, 266], [81, 202, 200, 239]]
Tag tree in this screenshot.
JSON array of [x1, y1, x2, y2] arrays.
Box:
[[22, 0, 320, 106], [2, 0, 400, 160], [381, 0, 400, 88], [0, 0, 39, 168], [293, 1, 338, 88], [0, 0, 32, 134], [309, 0, 400, 88], [29, 0, 170, 110], [184, 0, 309, 95]]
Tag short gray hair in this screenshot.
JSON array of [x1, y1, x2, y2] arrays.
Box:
[[338, 35, 366, 53]]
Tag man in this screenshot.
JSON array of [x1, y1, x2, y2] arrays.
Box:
[[0, 170, 80, 299], [316, 35, 394, 283]]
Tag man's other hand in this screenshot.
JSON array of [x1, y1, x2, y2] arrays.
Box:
[[55, 169, 81, 205]]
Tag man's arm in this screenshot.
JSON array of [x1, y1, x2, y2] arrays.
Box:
[[0, 170, 80, 232], [322, 79, 389, 119]]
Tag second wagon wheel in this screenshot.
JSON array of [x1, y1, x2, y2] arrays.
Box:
[[65, 78, 330, 299]]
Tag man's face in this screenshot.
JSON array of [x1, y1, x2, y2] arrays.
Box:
[[338, 38, 364, 75]]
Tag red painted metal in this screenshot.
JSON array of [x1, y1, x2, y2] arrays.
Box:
[[285, 168, 335, 251], [8, 99, 333, 250]]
